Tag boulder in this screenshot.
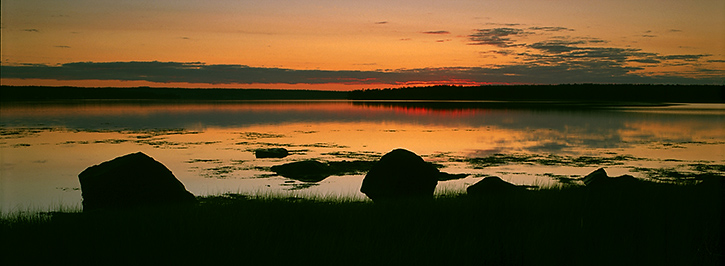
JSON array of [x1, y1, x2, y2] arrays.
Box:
[[466, 176, 525, 195], [78, 152, 196, 211], [255, 148, 289, 158], [582, 168, 640, 187], [271, 160, 331, 182], [360, 149, 439, 202]]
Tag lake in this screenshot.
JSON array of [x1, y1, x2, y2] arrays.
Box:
[[1, 100, 723, 213]]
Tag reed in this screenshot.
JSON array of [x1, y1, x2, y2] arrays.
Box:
[[1, 184, 720, 266]]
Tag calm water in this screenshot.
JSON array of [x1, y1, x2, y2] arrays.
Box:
[[1, 100, 723, 213]]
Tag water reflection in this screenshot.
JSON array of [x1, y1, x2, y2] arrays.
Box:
[[1, 100, 723, 212]]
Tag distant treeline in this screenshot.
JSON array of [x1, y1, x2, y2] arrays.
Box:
[[0, 86, 347, 101], [348, 84, 725, 103], [1, 84, 723, 103]]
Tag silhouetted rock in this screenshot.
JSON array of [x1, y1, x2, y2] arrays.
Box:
[[582, 168, 641, 188], [438, 172, 469, 181], [78, 152, 196, 211], [466, 176, 525, 195], [360, 149, 439, 202], [271, 160, 331, 182], [255, 148, 289, 158]]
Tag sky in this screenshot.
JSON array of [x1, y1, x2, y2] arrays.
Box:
[[1, 0, 723, 90]]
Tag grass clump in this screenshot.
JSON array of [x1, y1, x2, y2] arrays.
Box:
[[1, 184, 721, 266]]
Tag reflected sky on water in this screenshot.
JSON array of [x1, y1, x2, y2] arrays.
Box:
[[1, 101, 723, 213]]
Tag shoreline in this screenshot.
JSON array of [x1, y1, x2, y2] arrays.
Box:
[[3, 84, 723, 104], [2, 183, 721, 265]]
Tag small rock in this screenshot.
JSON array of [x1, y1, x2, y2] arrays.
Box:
[[271, 160, 331, 182], [255, 148, 289, 158], [467, 176, 525, 195]]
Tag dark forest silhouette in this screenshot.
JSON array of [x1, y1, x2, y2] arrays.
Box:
[[0, 86, 346, 101], [348, 84, 724, 103], [2, 84, 723, 103]]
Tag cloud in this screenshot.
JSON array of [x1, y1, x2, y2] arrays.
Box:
[[528, 26, 574, 32], [422, 31, 450, 35], [23, 29, 40, 32], [657, 54, 710, 61], [468, 28, 528, 47], [0, 62, 395, 85], [1, 61, 721, 86], [485, 23, 522, 27], [466, 25, 722, 84], [629, 58, 661, 64], [54, 45, 72, 48], [528, 40, 588, 53], [0, 26, 720, 87], [374, 21, 388, 25]]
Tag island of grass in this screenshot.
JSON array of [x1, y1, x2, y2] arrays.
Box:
[[1, 182, 720, 266]]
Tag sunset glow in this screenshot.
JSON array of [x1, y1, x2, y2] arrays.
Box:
[[1, 0, 723, 89]]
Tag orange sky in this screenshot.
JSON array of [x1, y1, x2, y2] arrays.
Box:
[[1, 0, 723, 89]]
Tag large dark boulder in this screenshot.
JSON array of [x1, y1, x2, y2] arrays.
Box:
[[360, 149, 439, 202], [255, 148, 289, 158], [467, 176, 526, 196], [582, 168, 640, 188], [271, 160, 331, 182], [78, 152, 196, 211]]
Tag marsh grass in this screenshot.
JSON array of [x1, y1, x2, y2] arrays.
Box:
[[1, 183, 721, 266]]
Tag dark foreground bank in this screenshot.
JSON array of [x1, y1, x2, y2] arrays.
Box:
[[1, 184, 721, 266], [2, 84, 723, 103]]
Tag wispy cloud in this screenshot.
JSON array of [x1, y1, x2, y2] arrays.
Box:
[[422, 31, 450, 35], [2, 61, 721, 86], [468, 28, 528, 47], [1, 25, 720, 87], [467, 25, 722, 83], [374, 21, 388, 25], [527, 26, 573, 32], [23, 29, 40, 32]]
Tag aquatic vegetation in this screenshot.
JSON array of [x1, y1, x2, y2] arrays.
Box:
[[322, 150, 381, 160], [298, 142, 349, 148], [327, 160, 377, 175], [538, 173, 581, 184], [628, 163, 725, 183], [235, 140, 294, 147], [93, 139, 131, 144], [0, 127, 55, 139], [462, 153, 644, 168], [55, 187, 80, 191], [281, 182, 320, 190], [689, 163, 725, 173], [184, 159, 222, 164], [238, 132, 286, 139]]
